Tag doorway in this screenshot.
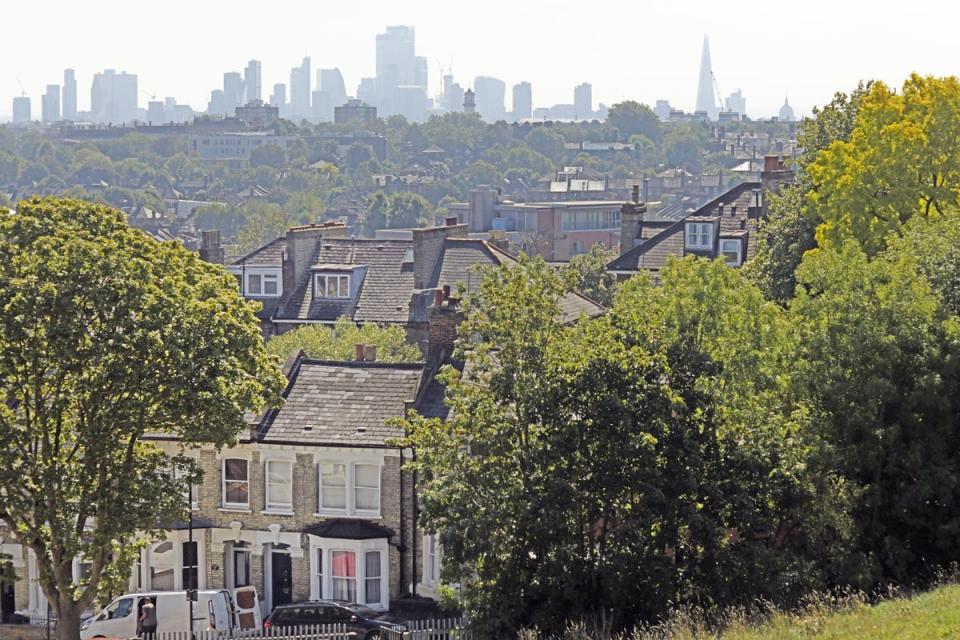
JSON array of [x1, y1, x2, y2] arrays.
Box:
[[270, 552, 292, 609], [1, 566, 15, 624]]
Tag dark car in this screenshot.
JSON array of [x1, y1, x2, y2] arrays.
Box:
[[264, 601, 405, 639]]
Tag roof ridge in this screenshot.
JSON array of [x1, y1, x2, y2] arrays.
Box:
[[300, 359, 426, 370]]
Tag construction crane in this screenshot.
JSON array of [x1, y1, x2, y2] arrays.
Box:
[[712, 71, 724, 111], [16, 77, 26, 97], [141, 90, 157, 101]]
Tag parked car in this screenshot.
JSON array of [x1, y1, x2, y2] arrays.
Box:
[[264, 601, 406, 640], [79, 587, 261, 639]]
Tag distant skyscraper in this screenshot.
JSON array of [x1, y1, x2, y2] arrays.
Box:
[[289, 57, 312, 118], [463, 89, 476, 115], [725, 89, 746, 117], [12, 96, 31, 124], [270, 83, 286, 108], [779, 96, 795, 122], [654, 100, 672, 121], [313, 68, 348, 121], [42, 84, 61, 123], [512, 82, 532, 120], [223, 72, 243, 111], [695, 36, 717, 118], [90, 70, 138, 124], [574, 82, 592, 119], [474, 76, 506, 122], [244, 60, 262, 103], [374, 26, 428, 120], [62, 69, 77, 120]]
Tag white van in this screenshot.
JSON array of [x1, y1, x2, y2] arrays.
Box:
[[79, 587, 261, 639]]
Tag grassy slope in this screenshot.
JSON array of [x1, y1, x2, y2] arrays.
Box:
[[720, 584, 960, 640]]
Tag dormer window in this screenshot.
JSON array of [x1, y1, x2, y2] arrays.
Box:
[[721, 239, 743, 266], [242, 269, 282, 297], [685, 222, 714, 250], [315, 273, 350, 299]]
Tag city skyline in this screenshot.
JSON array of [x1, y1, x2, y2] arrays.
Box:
[[3, 0, 957, 121]]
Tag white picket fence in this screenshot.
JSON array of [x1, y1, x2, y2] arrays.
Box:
[[151, 624, 352, 640], [381, 617, 470, 640]]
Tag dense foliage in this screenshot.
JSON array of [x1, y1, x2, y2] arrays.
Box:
[[265, 317, 422, 363], [0, 198, 284, 640]]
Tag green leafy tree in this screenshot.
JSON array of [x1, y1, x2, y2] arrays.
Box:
[[662, 126, 705, 172], [400, 256, 841, 635], [250, 143, 287, 169], [808, 75, 960, 255], [236, 201, 289, 254], [461, 160, 500, 188], [606, 101, 662, 143], [747, 82, 872, 302], [266, 317, 421, 363], [789, 241, 960, 583], [0, 198, 283, 640], [387, 192, 433, 228], [561, 243, 619, 306], [887, 207, 960, 314], [524, 128, 566, 163], [363, 191, 389, 235]]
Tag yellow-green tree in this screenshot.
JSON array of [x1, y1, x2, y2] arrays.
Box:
[[808, 75, 960, 254]]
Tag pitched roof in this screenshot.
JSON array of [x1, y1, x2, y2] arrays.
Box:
[[608, 181, 760, 273], [232, 238, 287, 266], [273, 240, 415, 324], [259, 359, 424, 446], [430, 239, 605, 323]]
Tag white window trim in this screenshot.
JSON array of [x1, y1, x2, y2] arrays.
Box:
[[423, 533, 442, 586], [240, 268, 283, 298], [317, 461, 382, 518], [685, 222, 715, 250], [222, 457, 250, 510], [720, 239, 743, 267], [264, 458, 295, 514], [307, 536, 389, 610], [313, 273, 351, 299]]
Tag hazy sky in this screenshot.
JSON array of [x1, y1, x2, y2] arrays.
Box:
[[3, 0, 957, 120]]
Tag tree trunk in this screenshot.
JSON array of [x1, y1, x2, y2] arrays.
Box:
[[55, 602, 84, 640]]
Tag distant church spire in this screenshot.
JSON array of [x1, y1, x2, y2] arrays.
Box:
[[695, 35, 717, 118]]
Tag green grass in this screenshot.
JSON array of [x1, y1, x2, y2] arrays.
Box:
[[718, 584, 960, 640]]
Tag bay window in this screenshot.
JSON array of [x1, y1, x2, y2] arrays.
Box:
[[364, 551, 382, 605], [150, 541, 175, 590], [331, 551, 357, 602]]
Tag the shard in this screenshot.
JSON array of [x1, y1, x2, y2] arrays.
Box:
[[695, 36, 717, 118]]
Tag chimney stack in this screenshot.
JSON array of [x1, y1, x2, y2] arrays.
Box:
[[364, 345, 377, 362], [355, 343, 365, 361], [619, 185, 648, 257], [199, 229, 225, 264]]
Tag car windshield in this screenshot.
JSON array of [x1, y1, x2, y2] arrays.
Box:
[[344, 604, 380, 618]]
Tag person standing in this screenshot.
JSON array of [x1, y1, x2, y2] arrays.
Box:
[[139, 597, 157, 639]]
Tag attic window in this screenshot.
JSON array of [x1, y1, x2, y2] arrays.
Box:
[[721, 239, 743, 267], [685, 223, 714, 251], [315, 273, 350, 299]]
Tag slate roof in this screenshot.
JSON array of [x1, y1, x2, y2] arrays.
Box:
[[273, 240, 415, 324], [431, 239, 605, 323], [258, 359, 424, 446], [304, 519, 395, 540], [232, 238, 287, 266], [608, 181, 761, 273]]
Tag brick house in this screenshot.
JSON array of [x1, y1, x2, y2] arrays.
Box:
[[606, 157, 794, 279], [0, 349, 452, 621], [226, 218, 604, 340]]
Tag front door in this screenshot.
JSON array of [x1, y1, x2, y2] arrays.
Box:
[[271, 553, 292, 609], [0, 570, 14, 624]]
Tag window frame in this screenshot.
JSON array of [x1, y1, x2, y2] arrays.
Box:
[[318, 461, 381, 517], [364, 551, 382, 606], [314, 273, 351, 299], [330, 550, 357, 603], [265, 459, 294, 513], [222, 458, 250, 509], [685, 222, 715, 250], [181, 541, 199, 590], [720, 238, 743, 266]]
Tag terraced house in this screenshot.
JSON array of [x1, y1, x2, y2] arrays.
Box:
[[0, 346, 453, 622]]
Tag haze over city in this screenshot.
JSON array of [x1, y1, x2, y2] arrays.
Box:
[[3, 0, 957, 121]]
